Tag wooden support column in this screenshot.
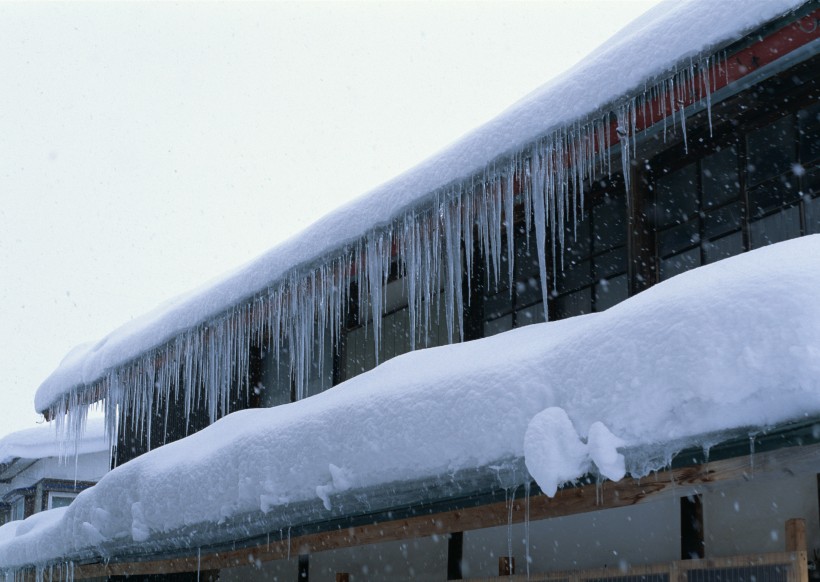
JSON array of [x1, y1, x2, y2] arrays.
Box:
[[499, 556, 515, 576], [335, 574, 349, 582], [785, 518, 807, 552], [680, 495, 704, 559], [447, 531, 464, 580], [298, 554, 309, 580]]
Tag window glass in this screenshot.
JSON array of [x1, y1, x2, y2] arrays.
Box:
[[511, 229, 545, 311], [593, 247, 627, 280], [655, 164, 698, 228], [749, 206, 802, 249], [380, 307, 411, 362], [592, 193, 626, 251], [515, 303, 546, 327], [484, 289, 513, 322], [48, 493, 77, 510], [747, 115, 795, 185], [659, 248, 701, 281], [11, 498, 25, 521], [798, 102, 820, 164], [484, 314, 513, 337], [703, 231, 743, 264], [595, 274, 628, 312], [557, 259, 592, 293], [554, 287, 591, 319], [806, 195, 820, 235], [701, 146, 739, 208], [515, 276, 542, 309], [748, 178, 800, 217], [659, 220, 699, 257], [703, 201, 743, 240]]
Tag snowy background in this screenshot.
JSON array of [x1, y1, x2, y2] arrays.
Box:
[[0, 1, 660, 437]]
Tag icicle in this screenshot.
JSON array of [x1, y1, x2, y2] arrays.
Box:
[[524, 480, 531, 578], [506, 486, 516, 577], [701, 56, 713, 137], [50, 43, 729, 469], [503, 166, 515, 296], [530, 144, 550, 320], [616, 103, 632, 198], [678, 70, 689, 154]]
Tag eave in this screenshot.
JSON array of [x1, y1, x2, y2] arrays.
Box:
[[16, 419, 820, 578]]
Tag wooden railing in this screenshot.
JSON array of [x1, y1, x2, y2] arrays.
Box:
[[466, 520, 809, 582], [465, 551, 808, 582]]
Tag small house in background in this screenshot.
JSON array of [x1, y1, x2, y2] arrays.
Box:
[[0, 418, 108, 526], [1, 0, 819, 580]]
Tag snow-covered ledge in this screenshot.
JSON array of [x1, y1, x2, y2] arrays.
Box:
[[2, 236, 820, 573]]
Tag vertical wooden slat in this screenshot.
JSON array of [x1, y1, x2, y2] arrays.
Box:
[[784, 518, 807, 552], [448, 531, 464, 580], [298, 554, 310, 581], [680, 495, 705, 559], [499, 556, 515, 576]]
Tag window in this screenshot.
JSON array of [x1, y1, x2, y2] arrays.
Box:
[[11, 497, 25, 521], [654, 104, 820, 280], [47, 492, 78, 510], [553, 187, 629, 319], [483, 223, 547, 337], [655, 145, 745, 281]]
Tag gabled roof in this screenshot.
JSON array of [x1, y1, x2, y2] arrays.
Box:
[[34, 0, 813, 417]]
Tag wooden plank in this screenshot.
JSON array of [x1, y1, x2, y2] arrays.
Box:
[[71, 443, 820, 578], [785, 518, 807, 553], [462, 552, 807, 582]]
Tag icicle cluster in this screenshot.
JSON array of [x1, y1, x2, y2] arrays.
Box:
[[48, 51, 726, 459], [2, 561, 75, 582]]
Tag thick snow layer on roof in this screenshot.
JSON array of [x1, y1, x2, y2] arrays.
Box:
[[34, 0, 808, 412], [5, 236, 820, 570], [0, 418, 106, 465]]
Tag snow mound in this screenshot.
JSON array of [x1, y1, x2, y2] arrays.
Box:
[[3, 236, 820, 570], [0, 417, 107, 465]]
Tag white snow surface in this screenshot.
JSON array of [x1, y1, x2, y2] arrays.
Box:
[[0, 418, 106, 465], [34, 0, 807, 413], [5, 236, 820, 570]]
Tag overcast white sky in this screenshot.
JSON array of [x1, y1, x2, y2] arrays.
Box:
[[0, 1, 660, 439]]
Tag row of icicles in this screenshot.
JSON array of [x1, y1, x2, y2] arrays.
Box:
[[49, 51, 728, 463]]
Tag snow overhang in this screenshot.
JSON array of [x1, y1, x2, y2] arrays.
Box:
[[34, 0, 817, 417], [4, 419, 819, 575]]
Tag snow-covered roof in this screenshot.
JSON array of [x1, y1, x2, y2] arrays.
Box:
[[4, 236, 820, 570], [0, 418, 107, 466], [34, 0, 810, 414]]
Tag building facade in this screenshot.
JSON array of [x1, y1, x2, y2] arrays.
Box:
[[7, 1, 820, 580]]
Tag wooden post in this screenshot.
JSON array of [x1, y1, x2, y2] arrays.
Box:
[[298, 554, 310, 580], [680, 495, 704, 559], [499, 556, 515, 576], [785, 518, 807, 552], [447, 531, 464, 580], [335, 574, 350, 582]]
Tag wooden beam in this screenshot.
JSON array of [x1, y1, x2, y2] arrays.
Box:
[[70, 442, 820, 579], [785, 518, 807, 553], [462, 550, 808, 582], [498, 556, 515, 576]]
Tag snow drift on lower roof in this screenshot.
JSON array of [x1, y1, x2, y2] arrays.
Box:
[[4, 236, 820, 572], [34, 0, 808, 414], [0, 418, 106, 465]]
